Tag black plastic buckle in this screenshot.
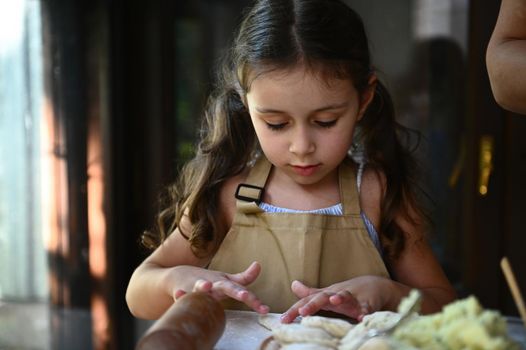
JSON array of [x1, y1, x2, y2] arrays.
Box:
[[235, 183, 264, 203]]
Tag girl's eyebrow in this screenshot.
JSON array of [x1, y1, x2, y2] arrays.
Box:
[[255, 101, 349, 114]]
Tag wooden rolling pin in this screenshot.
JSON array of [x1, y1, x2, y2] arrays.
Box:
[[136, 292, 226, 350]]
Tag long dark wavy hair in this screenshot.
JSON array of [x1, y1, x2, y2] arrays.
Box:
[[143, 0, 429, 262]]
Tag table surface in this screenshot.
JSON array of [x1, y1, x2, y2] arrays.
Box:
[[216, 311, 526, 350], [216, 310, 272, 350], [508, 317, 526, 348]]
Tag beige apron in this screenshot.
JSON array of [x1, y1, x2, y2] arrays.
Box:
[[209, 156, 389, 312]]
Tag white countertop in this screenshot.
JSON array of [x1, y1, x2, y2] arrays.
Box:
[[216, 310, 273, 350]]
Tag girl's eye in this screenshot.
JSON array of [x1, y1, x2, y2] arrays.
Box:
[[265, 122, 287, 131], [316, 120, 337, 128]]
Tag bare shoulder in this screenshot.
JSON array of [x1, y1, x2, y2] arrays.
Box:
[[359, 165, 426, 241], [358, 165, 386, 229], [218, 167, 250, 229]]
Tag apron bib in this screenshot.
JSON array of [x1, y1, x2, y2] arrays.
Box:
[[209, 156, 389, 312]]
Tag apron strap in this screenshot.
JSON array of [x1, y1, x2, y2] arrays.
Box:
[[235, 156, 272, 204], [235, 156, 361, 215], [339, 158, 361, 216]]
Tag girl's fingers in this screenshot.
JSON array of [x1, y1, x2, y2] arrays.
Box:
[[236, 288, 269, 313], [297, 292, 332, 316], [186, 268, 269, 313], [325, 293, 366, 320], [280, 307, 301, 324], [281, 296, 314, 323], [291, 280, 319, 298], [358, 301, 371, 320], [328, 290, 358, 307], [290, 289, 365, 321], [228, 261, 261, 286], [173, 289, 187, 300], [212, 279, 269, 313], [282, 282, 325, 323], [193, 279, 213, 293]]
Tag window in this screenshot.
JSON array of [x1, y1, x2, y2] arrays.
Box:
[[0, 0, 51, 348], [0, 0, 47, 305]]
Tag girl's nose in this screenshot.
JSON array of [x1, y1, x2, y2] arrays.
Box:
[[288, 127, 315, 156]]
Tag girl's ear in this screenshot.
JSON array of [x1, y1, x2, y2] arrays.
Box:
[[357, 75, 377, 121]]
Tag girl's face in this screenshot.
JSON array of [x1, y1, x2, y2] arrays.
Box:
[[246, 66, 375, 187]]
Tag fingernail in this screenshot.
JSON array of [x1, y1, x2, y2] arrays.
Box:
[[259, 305, 269, 314]]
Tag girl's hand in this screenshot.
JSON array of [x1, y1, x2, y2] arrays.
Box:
[[281, 276, 392, 323], [173, 261, 269, 314]]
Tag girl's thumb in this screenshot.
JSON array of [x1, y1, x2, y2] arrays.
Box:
[[230, 261, 261, 285], [291, 280, 314, 297]]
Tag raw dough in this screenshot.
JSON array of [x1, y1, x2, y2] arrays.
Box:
[[338, 323, 368, 350], [360, 311, 401, 331], [273, 324, 339, 348], [301, 316, 353, 338], [397, 289, 422, 314], [339, 312, 403, 350], [281, 343, 337, 350]]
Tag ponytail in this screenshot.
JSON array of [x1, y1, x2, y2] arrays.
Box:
[[358, 80, 429, 261]]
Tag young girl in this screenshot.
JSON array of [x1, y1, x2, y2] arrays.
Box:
[[126, 0, 456, 322]]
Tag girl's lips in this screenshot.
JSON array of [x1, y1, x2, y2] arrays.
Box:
[[292, 164, 319, 176]]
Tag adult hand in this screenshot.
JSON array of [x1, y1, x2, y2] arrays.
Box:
[[281, 275, 392, 323], [173, 261, 269, 314]]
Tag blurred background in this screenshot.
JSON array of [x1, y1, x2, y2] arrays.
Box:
[[0, 0, 525, 349]]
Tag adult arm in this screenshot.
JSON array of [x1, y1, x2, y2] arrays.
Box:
[[486, 0, 526, 114]]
